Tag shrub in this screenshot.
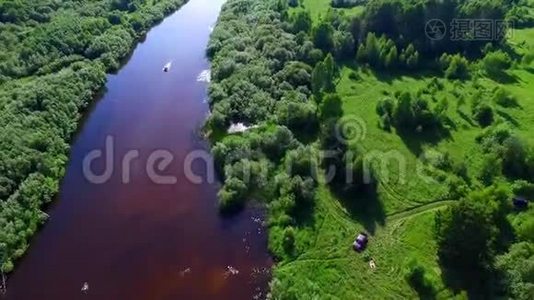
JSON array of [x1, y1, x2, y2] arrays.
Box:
[[404, 261, 436, 298], [473, 103, 494, 127], [483, 50, 512, 79], [218, 176, 248, 213], [440, 53, 470, 80], [492, 87, 518, 108], [348, 71, 359, 81], [282, 226, 296, 254], [288, 0, 299, 8]]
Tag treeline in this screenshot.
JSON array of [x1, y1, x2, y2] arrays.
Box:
[[207, 0, 323, 263], [0, 0, 187, 80], [0, 0, 188, 274], [359, 0, 512, 57]]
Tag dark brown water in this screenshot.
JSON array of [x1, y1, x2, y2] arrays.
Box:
[[4, 0, 272, 299]]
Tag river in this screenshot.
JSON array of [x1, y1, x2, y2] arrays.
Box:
[[4, 0, 272, 299]]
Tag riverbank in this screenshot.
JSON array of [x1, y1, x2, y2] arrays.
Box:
[[0, 0, 188, 276]]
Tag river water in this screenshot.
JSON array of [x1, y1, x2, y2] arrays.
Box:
[[4, 0, 272, 299]]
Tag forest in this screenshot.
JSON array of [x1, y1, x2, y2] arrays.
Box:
[[207, 0, 534, 298], [0, 0, 188, 274]]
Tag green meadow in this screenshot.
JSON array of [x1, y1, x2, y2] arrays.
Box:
[[269, 1, 534, 299]]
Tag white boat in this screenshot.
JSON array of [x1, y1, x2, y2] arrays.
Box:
[[81, 282, 89, 293], [163, 62, 172, 72]]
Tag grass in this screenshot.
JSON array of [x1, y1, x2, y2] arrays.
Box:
[[290, 0, 364, 23], [273, 186, 451, 298], [271, 1, 534, 298]]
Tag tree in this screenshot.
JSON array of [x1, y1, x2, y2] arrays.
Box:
[[288, 0, 299, 8], [364, 33, 380, 66], [440, 53, 470, 79], [311, 61, 327, 98], [277, 100, 318, 132], [356, 44, 366, 62], [218, 176, 248, 213], [478, 153, 502, 185], [402, 44, 419, 69], [282, 226, 296, 254], [473, 103, 494, 127], [333, 31, 355, 61], [292, 10, 311, 33], [384, 45, 398, 68], [323, 53, 336, 92], [483, 50, 512, 79], [312, 22, 335, 53], [495, 242, 534, 300], [311, 54, 336, 98], [320, 94, 343, 120], [435, 187, 508, 280]]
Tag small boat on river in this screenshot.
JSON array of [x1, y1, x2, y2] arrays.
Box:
[[163, 62, 172, 72]]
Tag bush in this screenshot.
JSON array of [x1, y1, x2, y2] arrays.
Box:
[[277, 100, 318, 132], [348, 71, 359, 81], [282, 226, 296, 254], [473, 103, 494, 127], [492, 87, 518, 108], [478, 154, 502, 185], [218, 176, 248, 213], [288, 0, 299, 8], [483, 50, 512, 79], [312, 22, 335, 53], [320, 94, 343, 120], [404, 261, 436, 298], [440, 53, 470, 80], [495, 242, 534, 300], [376, 92, 446, 133]]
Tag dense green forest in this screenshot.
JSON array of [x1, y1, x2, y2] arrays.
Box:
[[0, 0, 188, 274], [207, 0, 534, 298]]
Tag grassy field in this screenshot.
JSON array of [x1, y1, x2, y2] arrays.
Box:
[[290, 0, 365, 23], [271, 1, 534, 298]]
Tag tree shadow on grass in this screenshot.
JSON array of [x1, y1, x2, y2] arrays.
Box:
[[439, 264, 499, 299], [372, 68, 443, 85], [486, 70, 520, 84], [406, 266, 437, 300], [290, 123, 319, 145], [293, 197, 317, 228], [439, 217, 513, 298], [330, 182, 386, 235], [396, 126, 452, 156], [496, 110, 520, 127], [457, 109, 477, 127]]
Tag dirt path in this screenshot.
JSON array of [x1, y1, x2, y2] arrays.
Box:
[[386, 200, 455, 222]]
